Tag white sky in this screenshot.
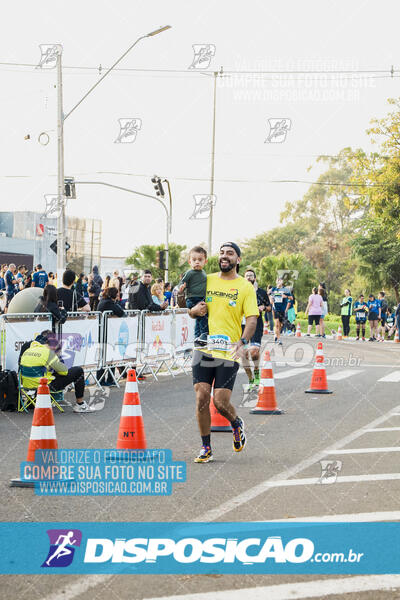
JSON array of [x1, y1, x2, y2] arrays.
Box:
[[1, 0, 399, 257]]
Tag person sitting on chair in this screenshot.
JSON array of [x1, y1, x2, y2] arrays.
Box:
[[19, 330, 93, 413]]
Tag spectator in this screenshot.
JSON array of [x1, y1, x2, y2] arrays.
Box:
[[96, 287, 125, 385], [110, 270, 121, 292], [32, 264, 48, 288], [88, 265, 103, 311], [82, 276, 89, 300], [120, 277, 129, 308], [127, 274, 140, 310], [57, 270, 90, 312], [318, 282, 328, 338], [305, 286, 323, 336], [5, 263, 17, 307], [340, 288, 353, 339], [75, 273, 85, 297], [367, 293, 380, 342], [0, 265, 6, 291], [130, 270, 168, 311], [384, 307, 396, 339], [101, 275, 111, 297], [20, 330, 93, 413], [98, 286, 126, 317], [24, 271, 32, 288], [34, 284, 67, 330], [16, 265, 26, 290], [151, 282, 164, 305], [48, 272, 55, 285], [164, 282, 172, 305]]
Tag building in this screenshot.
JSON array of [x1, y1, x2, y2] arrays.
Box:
[[0, 212, 102, 274], [100, 256, 131, 279]]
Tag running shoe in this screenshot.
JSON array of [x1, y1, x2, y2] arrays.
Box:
[[194, 446, 213, 463], [362, 337, 366, 341], [73, 400, 95, 413], [355, 336, 359, 341], [368, 337, 374, 342], [232, 417, 246, 452], [278, 340, 283, 346]]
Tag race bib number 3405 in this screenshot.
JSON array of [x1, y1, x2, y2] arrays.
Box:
[[207, 334, 230, 352]]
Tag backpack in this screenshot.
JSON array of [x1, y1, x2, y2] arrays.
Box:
[[0, 369, 19, 411], [89, 280, 101, 296]]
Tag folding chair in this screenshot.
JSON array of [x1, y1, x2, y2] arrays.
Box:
[[18, 371, 64, 413]]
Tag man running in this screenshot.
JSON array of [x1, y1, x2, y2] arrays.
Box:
[[242, 268, 270, 389], [270, 277, 291, 345], [189, 242, 258, 463]]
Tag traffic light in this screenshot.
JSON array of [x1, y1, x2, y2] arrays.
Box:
[[64, 177, 76, 199], [159, 250, 166, 270], [155, 250, 166, 270], [151, 175, 165, 197]]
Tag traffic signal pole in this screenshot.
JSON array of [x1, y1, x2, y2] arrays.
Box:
[[73, 180, 171, 281]]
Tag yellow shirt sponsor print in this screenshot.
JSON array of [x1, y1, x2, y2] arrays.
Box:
[[203, 272, 258, 362]]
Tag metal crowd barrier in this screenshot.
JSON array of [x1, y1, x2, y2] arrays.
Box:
[[0, 308, 196, 385]]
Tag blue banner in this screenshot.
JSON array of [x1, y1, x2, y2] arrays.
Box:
[[0, 522, 399, 574]]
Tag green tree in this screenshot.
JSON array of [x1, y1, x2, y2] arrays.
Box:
[[126, 243, 187, 283], [353, 219, 400, 302]]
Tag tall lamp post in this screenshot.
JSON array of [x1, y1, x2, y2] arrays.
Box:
[[55, 26, 171, 281]]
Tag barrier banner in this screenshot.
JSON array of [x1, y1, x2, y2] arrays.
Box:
[[105, 316, 138, 363], [60, 318, 99, 368], [144, 313, 173, 357], [1, 521, 400, 574], [2, 318, 51, 371], [174, 311, 195, 353]]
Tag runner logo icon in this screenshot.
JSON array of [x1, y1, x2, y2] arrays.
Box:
[[41, 529, 82, 568]]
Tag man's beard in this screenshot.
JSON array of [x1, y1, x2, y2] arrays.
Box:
[[219, 258, 236, 273]]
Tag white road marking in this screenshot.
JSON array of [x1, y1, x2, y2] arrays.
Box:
[[327, 447, 400, 454], [274, 368, 311, 379], [146, 575, 400, 600], [197, 402, 400, 521], [258, 473, 400, 487], [365, 427, 400, 432], [378, 371, 400, 382], [268, 510, 400, 522], [326, 369, 361, 381]]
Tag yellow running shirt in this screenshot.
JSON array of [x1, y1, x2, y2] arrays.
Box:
[[203, 272, 258, 362]]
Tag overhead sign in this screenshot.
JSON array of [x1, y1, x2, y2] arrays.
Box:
[[50, 240, 71, 254]]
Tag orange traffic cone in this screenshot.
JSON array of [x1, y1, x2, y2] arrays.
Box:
[[263, 319, 269, 335], [305, 342, 332, 394], [250, 351, 283, 414], [395, 330, 400, 343], [117, 369, 147, 449], [296, 323, 301, 337], [337, 325, 342, 341], [10, 378, 58, 487], [210, 388, 231, 432]]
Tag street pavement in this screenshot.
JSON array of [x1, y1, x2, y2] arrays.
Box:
[[1, 335, 400, 599]]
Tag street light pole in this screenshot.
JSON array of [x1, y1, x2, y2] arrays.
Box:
[[56, 47, 66, 283], [55, 26, 171, 278], [207, 69, 219, 256], [163, 178, 173, 283]]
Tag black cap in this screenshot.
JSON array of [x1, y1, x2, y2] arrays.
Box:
[[220, 242, 241, 257]]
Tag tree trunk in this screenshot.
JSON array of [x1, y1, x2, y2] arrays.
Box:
[[394, 283, 400, 304]]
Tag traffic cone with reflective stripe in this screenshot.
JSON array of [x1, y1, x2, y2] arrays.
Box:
[[250, 351, 283, 415], [296, 323, 301, 337], [26, 378, 58, 461], [10, 378, 58, 487], [305, 342, 332, 394], [395, 330, 400, 343], [263, 319, 269, 335], [117, 369, 147, 449], [210, 388, 231, 432], [337, 325, 342, 341]]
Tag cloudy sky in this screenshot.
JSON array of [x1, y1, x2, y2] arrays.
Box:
[[1, 0, 399, 257]]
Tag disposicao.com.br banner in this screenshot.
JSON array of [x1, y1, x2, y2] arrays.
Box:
[[0, 522, 399, 574]]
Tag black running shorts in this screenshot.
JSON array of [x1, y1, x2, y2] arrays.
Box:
[[192, 350, 239, 390], [273, 310, 285, 322]]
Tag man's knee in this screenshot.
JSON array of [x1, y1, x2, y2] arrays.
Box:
[[70, 366, 84, 381]]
